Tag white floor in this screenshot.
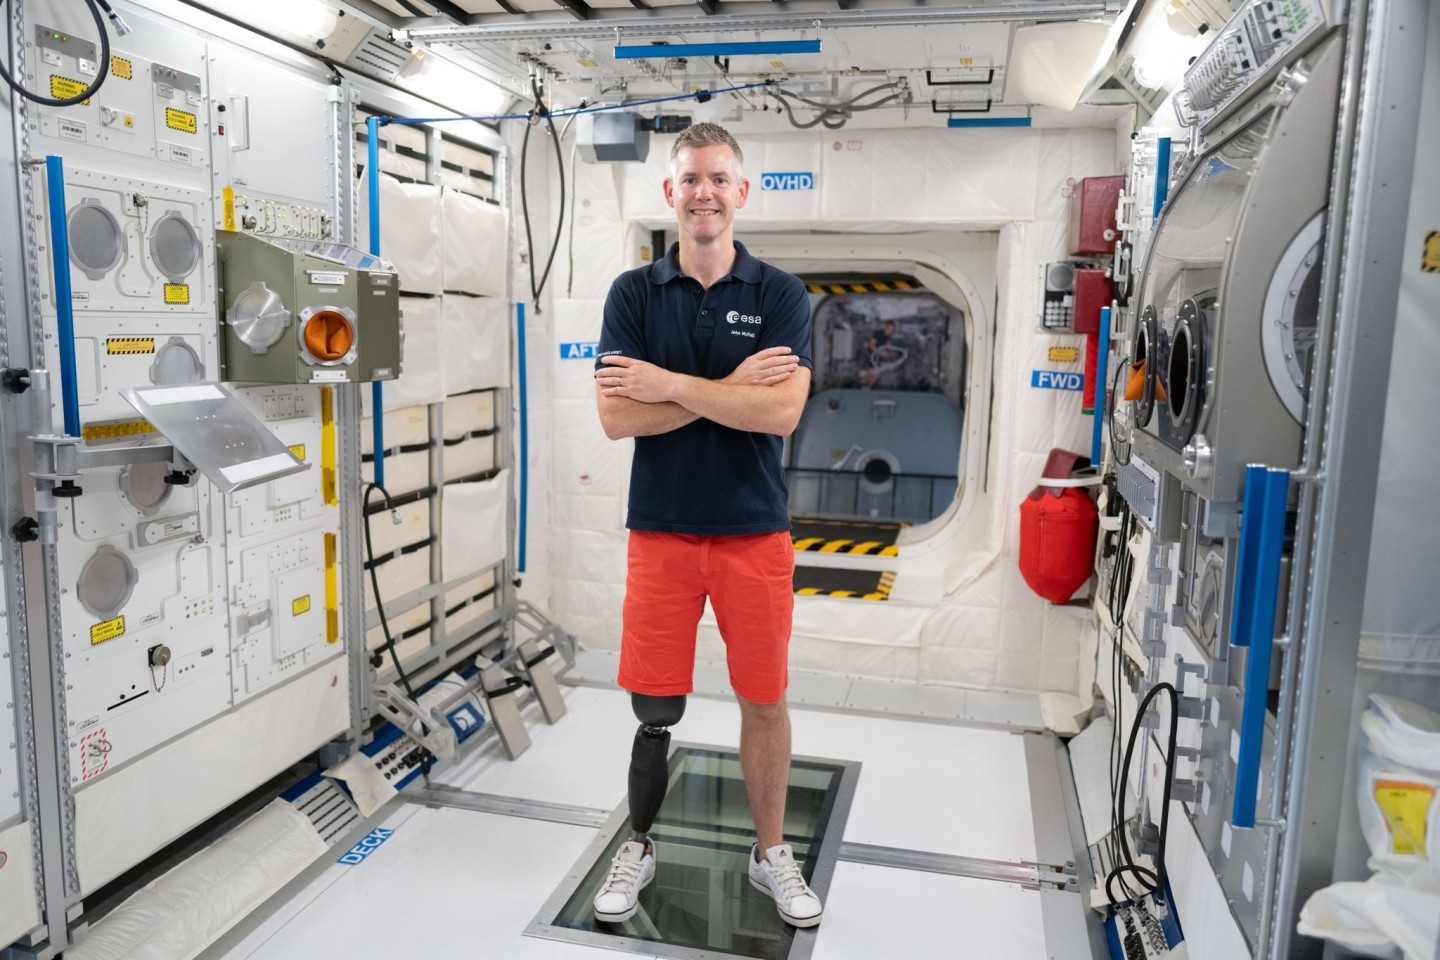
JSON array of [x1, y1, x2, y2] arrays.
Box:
[[215, 670, 1061, 960]]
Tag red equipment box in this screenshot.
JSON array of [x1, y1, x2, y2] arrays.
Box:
[[1069, 175, 1125, 256]]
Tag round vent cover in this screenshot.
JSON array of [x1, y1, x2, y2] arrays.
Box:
[[119, 455, 172, 515], [149, 211, 202, 282], [77, 545, 138, 619], [67, 199, 124, 281], [150, 337, 203, 385], [228, 283, 290, 354]]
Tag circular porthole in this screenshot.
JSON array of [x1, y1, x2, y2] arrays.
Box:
[[855, 449, 901, 496], [67, 198, 124, 281], [1263, 211, 1325, 423], [1132, 306, 1160, 429], [299, 306, 358, 367], [228, 282, 290, 354], [77, 544, 138, 619], [149, 337, 203, 385], [119, 454, 172, 516], [149, 211, 202, 283], [1167, 299, 1209, 444]]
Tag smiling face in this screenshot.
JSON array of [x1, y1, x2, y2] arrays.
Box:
[[664, 144, 749, 245]]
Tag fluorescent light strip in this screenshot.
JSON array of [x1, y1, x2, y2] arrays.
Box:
[[613, 39, 822, 59]]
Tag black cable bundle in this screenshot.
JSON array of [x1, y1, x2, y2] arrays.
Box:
[[1, 0, 112, 105], [520, 74, 565, 304], [767, 82, 905, 130], [1107, 680, 1180, 906]]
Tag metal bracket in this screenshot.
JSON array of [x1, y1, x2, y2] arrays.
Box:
[[476, 661, 531, 760], [372, 683, 458, 760]]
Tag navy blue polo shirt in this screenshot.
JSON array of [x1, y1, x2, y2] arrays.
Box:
[[598, 241, 812, 535]]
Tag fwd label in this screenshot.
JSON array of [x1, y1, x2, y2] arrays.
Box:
[[337, 827, 394, 865], [1031, 370, 1084, 391]]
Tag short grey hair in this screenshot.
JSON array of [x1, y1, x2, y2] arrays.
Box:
[[669, 122, 743, 168]]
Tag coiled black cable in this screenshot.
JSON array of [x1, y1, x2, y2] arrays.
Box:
[[1107, 681, 1180, 906], [0, 0, 112, 106]]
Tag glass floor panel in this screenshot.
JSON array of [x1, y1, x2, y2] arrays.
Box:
[[528, 744, 860, 960]]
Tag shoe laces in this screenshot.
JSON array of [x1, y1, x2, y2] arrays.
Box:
[[603, 854, 644, 893], [770, 858, 811, 903]]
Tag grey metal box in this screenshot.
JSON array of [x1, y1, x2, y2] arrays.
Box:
[[577, 112, 649, 164], [217, 231, 402, 384]]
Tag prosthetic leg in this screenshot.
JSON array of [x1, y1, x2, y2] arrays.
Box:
[[594, 693, 685, 923], [627, 693, 686, 839]]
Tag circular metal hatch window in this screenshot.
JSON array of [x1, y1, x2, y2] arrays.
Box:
[[119, 454, 172, 515], [1132, 306, 1160, 429], [228, 282, 291, 354], [855, 449, 901, 496], [149, 211, 202, 283], [299, 306, 358, 367], [1263, 211, 1325, 423], [1167, 299, 1210, 444], [67, 198, 125, 281], [149, 337, 203, 385], [77, 544, 139, 619]]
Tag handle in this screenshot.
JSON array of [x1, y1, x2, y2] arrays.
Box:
[[1227, 464, 1268, 650], [1232, 467, 1290, 829], [366, 116, 385, 487], [44, 157, 81, 438], [1153, 138, 1172, 219], [1091, 306, 1111, 465]]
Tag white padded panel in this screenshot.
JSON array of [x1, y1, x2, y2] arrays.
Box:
[[441, 470, 509, 581], [442, 189, 507, 297], [356, 175, 443, 295], [385, 296, 445, 411], [442, 296, 510, 394]]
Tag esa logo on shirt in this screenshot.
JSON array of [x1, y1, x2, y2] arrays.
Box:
[[726, 310, 762, 325]]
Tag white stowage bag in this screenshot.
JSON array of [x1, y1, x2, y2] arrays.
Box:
[[1298, 695, 1440, 959]]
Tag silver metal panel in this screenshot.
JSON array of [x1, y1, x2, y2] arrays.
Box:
[[1270, 0, 1432, 955]]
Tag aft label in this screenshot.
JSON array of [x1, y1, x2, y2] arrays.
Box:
[[559, 341, 599, 360]]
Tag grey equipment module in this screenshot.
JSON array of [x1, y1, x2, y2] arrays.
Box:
[[1127, 10, 1341, 506], [217, 232, 402, 384]]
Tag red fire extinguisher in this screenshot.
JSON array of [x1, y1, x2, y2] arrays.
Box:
[[1019, 449, 1100, 604]]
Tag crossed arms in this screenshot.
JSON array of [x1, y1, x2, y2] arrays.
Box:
[[595, 347, 811, 440]]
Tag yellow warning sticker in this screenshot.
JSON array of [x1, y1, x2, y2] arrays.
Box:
[[163, 284, 190, 305], [106, 337, 155, 355], [1424, 231, 1440, 273], [50, 75, 88, 102], [324, 532, 339, 643], [1374, 779, 1435, 855], [222, 185, 236, 233], [292, 595, 312, 617], [111, 56, 133, 80], [165, 107, 197, 134], [82, 419, 156, 441], [1049, 346, 1080, 363], [90, 616, 126, 645], [288, 443, 307, 462]]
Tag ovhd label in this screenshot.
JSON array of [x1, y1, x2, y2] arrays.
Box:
[[337, 827, 394, 865], [559, 341, 599, 360], [761, 172, 814, 191], [1031, 370, 1085, 392]]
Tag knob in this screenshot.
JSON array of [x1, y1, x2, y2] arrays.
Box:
[[11, 517, 39, 542], [149, 644, 172, 668], [2, 367, 32, 393], [1183, 433, 1213, 480]]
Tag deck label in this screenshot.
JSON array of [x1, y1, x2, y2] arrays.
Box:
[[337, 827, 394, 865]]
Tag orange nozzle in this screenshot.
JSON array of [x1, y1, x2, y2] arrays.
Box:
[[304, 311, 354, 362]]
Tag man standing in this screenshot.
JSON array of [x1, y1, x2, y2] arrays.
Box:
[[591, 123, 823, 929]]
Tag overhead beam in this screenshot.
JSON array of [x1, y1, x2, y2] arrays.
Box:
[[395, 0, 1124, 42], [551, 0, 595, 19], [696, 0, 718, 15]]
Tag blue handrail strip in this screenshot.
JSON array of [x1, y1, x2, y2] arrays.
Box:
[[1232, 468, 1290, 828], [1091, 306, 1111, 465], [1153, 138, 1172, 218], [366, 116, 385, 487], [1227, 464, 1269, 650], [516, 302, 528, 573], [614, 40, 821, 59], [45, 156, 81, 437]]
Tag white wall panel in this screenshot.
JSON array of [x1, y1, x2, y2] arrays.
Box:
[[440, 471, 509, 582], [356, 175, 443, 295], [0, 820, 40, 947]]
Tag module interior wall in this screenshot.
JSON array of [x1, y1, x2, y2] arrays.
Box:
[[548, 126, 1114, 699]]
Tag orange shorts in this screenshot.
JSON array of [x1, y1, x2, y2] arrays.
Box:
[[618, 530, 795, 704]]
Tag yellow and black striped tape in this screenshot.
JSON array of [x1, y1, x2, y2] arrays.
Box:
[[796, 571, 897, 601], [792, 536, 900, 557], [1423, 230, 1439, 273], [806, 278, 919, 295]]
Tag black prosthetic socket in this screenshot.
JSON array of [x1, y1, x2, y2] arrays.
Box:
[[628, 694, 686, 835]]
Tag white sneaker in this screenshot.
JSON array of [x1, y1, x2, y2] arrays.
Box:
[[593, 839, 656, 923], [748, 843, 823, 927]]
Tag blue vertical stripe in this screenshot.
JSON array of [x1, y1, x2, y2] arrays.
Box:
[[516, 302, 528, 573], [366, 117, 385, 487], [45, 157, 80, 437], [1153, 138, 1172, 219], [1091, 307, 1111, 465]]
